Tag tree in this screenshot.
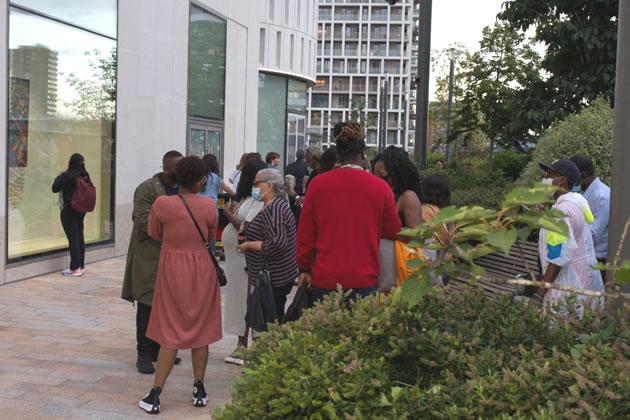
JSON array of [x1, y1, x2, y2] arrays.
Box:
[[64, 49, 116, 120], [453, 23, 543, 165], [499, 0, 618, 115]]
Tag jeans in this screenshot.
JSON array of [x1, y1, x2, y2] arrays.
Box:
[[597, 257, 607, 284], [312, 285, 377, 303], [136, 302, 160, 357], [60, 207, 86, 270]]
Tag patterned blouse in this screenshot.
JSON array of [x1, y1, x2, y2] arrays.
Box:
[[245, 197, 298, 288]]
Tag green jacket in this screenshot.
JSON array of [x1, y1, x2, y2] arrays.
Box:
[[121, 173, 169, 306]]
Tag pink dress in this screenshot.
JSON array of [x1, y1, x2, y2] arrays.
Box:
[[146, 194, 222, 349]]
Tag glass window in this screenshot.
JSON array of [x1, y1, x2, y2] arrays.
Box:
[[7, 7, 116, 260], [259, 29, 266, 66], [257, 73, 287, 167], [11, 0, 117, 38], [188, 6, 226, 120], [288, 79, 307, 113]]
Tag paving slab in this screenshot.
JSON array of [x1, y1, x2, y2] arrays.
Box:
[[0, 256, 242, 419]]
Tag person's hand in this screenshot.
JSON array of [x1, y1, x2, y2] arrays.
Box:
[[298, 272, 312, 289], [295, 197, 305, 206], [224, 202, 235, 216], [236, 242, 248, 253]]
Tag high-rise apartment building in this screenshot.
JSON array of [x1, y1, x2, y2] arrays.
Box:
[[9, 44, 58, 117], [309, 0, 417, 150]]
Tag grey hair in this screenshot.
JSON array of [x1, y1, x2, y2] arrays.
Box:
[[284, 174, 296, 195], [259, 168, 287, 199], [306, 145, 323, 161]]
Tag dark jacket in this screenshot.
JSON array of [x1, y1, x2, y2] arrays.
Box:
[[121, 173, 168, 306], [52, 172, 78, 209], [285, 158, 308, 195]]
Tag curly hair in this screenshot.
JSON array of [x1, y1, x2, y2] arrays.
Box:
[[420, 174, 451, 208], [320, 146, 339, 173], [175, 156, 207, 190], [374, 146, 421, 199], [235, 159, 267, 201]]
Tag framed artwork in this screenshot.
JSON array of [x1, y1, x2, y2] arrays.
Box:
[[8, 77, 30, 168]]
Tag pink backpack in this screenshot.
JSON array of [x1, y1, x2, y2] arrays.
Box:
[[71, 176, 96, 213]]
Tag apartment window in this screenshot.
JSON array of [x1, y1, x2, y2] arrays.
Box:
[[7, 1, 117, 260], [276, 31, 282, 67], [269, 0, 275, 20], [290, 34, 295, 70], [319, 6, 332, 20], [301, 38, 305, 72], [316, 58, 322, 72], [311, 94, 329, 107], [259, 28, 266, 66], [285, 0, 290, 24], [297, 0, 302, 26]]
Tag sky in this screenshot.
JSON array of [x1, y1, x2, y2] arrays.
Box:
[[429, 0, 508, 99]]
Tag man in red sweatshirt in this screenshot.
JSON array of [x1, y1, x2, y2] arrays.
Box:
[[297, 122, 401, 301]]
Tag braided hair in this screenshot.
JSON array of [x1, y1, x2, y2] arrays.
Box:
[[374, 146, 421, 200], [332, 122, 365, 158]]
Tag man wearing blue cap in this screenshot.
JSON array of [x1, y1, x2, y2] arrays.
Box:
[[532, 159, 604, 311]]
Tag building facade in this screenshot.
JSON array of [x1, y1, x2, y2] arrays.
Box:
[[0, 0, 315, 283], [309, 0, 417, 150]]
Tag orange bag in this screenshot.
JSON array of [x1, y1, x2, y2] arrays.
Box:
[[394, 240, 423, 287]]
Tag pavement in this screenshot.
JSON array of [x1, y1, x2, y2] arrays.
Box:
[[0, 256, 242, 419]]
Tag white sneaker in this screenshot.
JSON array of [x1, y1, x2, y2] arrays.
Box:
[[224, 345, 245, 366], [62, 268, 82, 277]]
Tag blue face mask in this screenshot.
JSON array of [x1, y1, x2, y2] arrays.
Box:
[[572, 185, 582, 193], [252, 187, 265, 201]]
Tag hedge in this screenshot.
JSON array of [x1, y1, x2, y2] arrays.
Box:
[[216, 288, 630, 419]]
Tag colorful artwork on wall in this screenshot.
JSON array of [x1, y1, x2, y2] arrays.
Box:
[[8, 77, 30, 168]]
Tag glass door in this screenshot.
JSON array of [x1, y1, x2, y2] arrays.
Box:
[[188, 122, 223, 170], [286, 113, 306, 164]]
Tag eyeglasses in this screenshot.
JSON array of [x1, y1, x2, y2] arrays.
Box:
[[253, 180, 267, 186]]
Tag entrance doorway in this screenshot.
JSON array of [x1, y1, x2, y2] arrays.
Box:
[[286, 113, 306, 165]]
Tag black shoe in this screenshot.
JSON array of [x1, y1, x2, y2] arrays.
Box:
[[151, 353, 182, 365], [136, 355, 155, 374], [192, 381, 208, 407], [139, 387, 161, 414]]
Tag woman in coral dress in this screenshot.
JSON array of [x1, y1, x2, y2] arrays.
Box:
[[139, 156, 222, 415]]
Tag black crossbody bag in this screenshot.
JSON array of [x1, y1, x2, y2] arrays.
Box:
[[179, 194, 227, 287]]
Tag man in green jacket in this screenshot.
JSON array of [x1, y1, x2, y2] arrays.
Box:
[[121, 150, 182, 374]]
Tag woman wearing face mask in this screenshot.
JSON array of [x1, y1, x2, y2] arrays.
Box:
[[534, 159, 604, 312], [222, 159, 267, 365], [236, 168, 298, 326]]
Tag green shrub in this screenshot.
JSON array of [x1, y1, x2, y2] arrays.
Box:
[[215, 289, 630, 419], [421, 159, 513, 208], [494, 150, 531, 181], [518, 98, 613, 186]]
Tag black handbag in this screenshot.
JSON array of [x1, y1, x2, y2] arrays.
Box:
[[244, 257, 278, 331], [283, 284, 313, 323], [179, 194, 227, 287]]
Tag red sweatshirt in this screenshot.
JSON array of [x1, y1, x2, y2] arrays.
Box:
[[296, 168, 401, 289]]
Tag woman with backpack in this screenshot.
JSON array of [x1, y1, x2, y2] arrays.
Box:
[[52, 153, 95, 277]]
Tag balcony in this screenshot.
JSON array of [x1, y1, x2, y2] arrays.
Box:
[[319, 8, 332, 20], [332, 83, 350, 92], [332, 94, 350, 108], [311, 94, 329, 107], [344, 47, 358, 56]]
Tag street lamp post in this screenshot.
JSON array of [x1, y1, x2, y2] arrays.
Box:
[[445, 47, 456, 162], [608, 0, 630, 311], [413, 0, 433, 169]]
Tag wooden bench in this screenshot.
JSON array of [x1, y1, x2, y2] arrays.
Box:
[[447, 240, 542, 297]]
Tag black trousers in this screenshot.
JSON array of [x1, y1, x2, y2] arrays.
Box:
[[273, 282, 294, 324], [597, 257, 607, 284], [60, 207, 85, 270], [136, 302, 160, 357]]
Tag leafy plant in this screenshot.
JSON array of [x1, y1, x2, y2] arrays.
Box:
[[518, 98, 613, 186], [401, 182, 567, 307], [216, 287, 630, 419]]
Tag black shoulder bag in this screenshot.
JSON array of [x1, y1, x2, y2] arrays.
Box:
[[179, 194, 227, 287]]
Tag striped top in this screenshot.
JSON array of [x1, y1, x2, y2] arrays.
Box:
[[245, 197, 298, 287]]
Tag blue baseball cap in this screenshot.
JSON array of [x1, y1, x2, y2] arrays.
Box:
[[539, 159, 580, 188]]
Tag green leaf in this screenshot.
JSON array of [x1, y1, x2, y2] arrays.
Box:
[[471, 246, 496, 259], [511, 213, 569, 237], [615, 260, 630, 285], [402, 275, 433, 308], [502, 184, 556, 209], [379, 393, 392, 406], [469, 263, 486, 276], [391, 386, 404, 402], [487, 228, 517, 255], [570, 348, 581, 359], [406, 258, 426, 271]]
